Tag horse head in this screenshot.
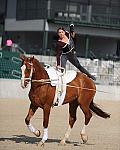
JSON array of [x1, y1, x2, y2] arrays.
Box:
[[20, 55, 34, 88]]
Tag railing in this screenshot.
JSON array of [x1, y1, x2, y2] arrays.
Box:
[[78, 58, 120, 86], [0, 51, 22, 79], [91, 14, 120, 26], [35, 55, 120, 86], [48, 4, 120, 27], [0, 24, 4, 35], [0, 51, 120, 84]]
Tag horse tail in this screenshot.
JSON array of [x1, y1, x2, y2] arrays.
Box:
[[90, 101, 110, 119]]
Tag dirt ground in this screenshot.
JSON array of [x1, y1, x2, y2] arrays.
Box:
[[0, 98, 120, 150]]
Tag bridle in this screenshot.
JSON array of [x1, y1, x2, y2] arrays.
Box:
[[21, 61, 34, 88]]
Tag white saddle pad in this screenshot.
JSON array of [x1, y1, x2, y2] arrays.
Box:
[[45, 66, 77, 106], [45, 66, 77, 86]]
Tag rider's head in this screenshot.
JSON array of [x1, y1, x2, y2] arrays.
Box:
[[57, 27, 66, 40]]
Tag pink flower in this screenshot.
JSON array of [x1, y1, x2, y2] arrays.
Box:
[[6, 39, 13, 47]]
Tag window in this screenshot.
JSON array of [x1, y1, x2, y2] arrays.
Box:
[[16, 0, 47, 20], [66, 3, 77, 13]]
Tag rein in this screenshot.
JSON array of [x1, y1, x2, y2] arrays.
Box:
[[24, 77, 116, 95], [22, 78, 58, 83]]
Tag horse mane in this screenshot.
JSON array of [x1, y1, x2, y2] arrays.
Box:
[[33, 58, 44, 69], [32, 57, 47, 76]]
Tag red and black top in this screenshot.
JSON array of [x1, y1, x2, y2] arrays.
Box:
[[56, 31, 75, 66]]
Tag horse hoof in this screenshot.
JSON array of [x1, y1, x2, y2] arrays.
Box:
[[36, 140, 45, 147], [59, 140, 66, 146], [39, 140, 45, 147], [34, 130, 41, 137], [80, 133, 88, 144]]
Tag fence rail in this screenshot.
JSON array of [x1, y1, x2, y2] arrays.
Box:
[[35, 55, 120, 86]]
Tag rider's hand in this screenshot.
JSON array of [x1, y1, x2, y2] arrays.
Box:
[[70, 24, 74, 32], [56, 65, 60, 70]]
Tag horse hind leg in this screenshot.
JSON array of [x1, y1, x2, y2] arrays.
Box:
[[79, 102, 92, 144], [25, 103, 40, 137], [60, 100, 79, 145]]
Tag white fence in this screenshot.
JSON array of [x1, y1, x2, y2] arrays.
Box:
[[0, 55, 120, 101], [0, 79, 120, 101], [31, 55, 120, 86]]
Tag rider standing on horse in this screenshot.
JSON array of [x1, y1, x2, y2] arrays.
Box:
[[55, 24, 96, 81]]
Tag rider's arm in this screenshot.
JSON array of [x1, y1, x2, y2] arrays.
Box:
[[70, 24, 76, 48], [56, 42, 62, 66]]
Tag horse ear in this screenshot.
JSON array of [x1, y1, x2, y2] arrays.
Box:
[[31, 56, 34, 61], [20, 54, 26, 60]]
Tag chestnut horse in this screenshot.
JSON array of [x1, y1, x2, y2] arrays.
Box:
[[20, 55, 110, 146]]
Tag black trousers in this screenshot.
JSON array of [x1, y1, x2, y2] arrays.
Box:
[[60, 50, 93, 78]]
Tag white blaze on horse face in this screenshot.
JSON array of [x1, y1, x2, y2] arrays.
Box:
[[21, 63, 33, 88], [21, 64, 26, 88]]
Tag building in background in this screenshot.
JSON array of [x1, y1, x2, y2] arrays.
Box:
[[0, 0, 6, 49], [1, 0, 120, 60]]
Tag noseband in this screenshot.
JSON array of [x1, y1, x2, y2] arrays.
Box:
[[21, 61, 34, 84]]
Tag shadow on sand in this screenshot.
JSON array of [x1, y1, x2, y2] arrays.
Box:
[[0, 135, 82, 146]]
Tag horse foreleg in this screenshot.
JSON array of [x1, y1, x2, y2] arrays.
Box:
[[25, 103, 40, 137], [60, 101, 78, 145], [39, 104, 51, 146]]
